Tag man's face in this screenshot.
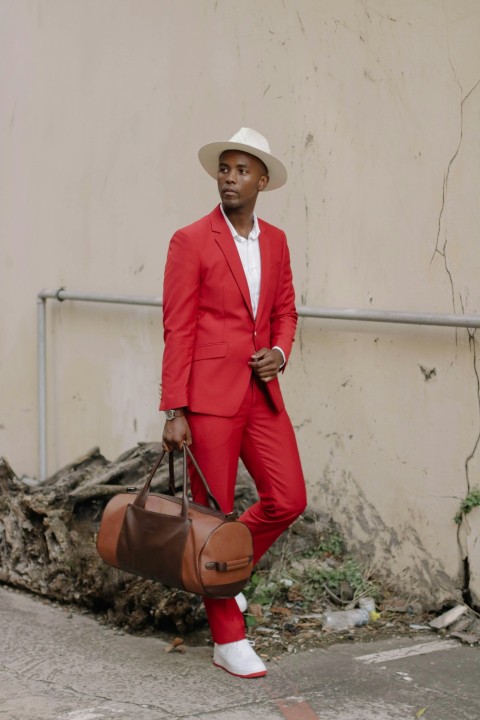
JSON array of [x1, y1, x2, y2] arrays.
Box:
[[217, 150, 269, 210]]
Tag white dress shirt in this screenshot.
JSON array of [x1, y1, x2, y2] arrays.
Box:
[[220, 203, 261, 317], [220, 204, 285, 366]]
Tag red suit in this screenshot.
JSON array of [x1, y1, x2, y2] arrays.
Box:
[[160, 204, 306, 642]]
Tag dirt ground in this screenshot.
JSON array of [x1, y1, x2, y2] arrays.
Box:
[[84, 580, 467, 661]]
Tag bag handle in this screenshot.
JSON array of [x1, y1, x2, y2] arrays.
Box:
[[133, 444, 222, 517], [183, 444, 221, 512]]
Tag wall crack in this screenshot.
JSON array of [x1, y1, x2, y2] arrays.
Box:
[[457, 327, 480, 609], [465, 330, 480, 494], [430, 73, 480, 314], [430, 45, 480, 608]]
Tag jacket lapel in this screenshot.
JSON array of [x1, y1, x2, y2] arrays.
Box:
[[211, 207, 254, 319], [256, 220, 270, 324]]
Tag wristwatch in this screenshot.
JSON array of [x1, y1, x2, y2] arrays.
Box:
[[164, 409, 183, 421]]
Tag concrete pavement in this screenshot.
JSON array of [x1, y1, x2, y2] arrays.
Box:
[[0, 585, 479, 720]]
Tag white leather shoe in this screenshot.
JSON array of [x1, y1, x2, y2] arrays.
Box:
[[213, 639, 267, 678], [235, 592, 248, 613]]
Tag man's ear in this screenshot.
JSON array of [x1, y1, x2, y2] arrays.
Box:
[[258, 175, 269, 191]]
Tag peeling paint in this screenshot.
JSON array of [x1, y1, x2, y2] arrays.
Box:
[[419, 365, 436, 381], [321, 463, 456, 605]]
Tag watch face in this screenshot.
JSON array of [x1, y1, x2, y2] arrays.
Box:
[[165, 409, 176, 420]]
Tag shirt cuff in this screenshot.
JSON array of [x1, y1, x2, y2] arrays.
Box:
[[272, 345, 286, 369]]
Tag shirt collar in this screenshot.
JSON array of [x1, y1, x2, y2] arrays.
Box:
[[220, 203, 260, 242]]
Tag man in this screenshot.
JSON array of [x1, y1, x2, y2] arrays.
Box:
[[160, 128, 306, 678]]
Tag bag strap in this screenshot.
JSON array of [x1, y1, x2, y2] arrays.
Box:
[[133, 444, 222, 516], [168, 452, 176, 495], [183, 444, 221, 512]]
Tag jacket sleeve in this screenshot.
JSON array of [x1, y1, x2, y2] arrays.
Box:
[[159, 229, 200, 410], [270, 233, 298, 366]]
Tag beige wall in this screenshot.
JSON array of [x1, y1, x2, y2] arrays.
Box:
[[1, 0, 480, 605]]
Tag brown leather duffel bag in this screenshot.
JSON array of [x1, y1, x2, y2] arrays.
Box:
[[96, 444, 253, 597]]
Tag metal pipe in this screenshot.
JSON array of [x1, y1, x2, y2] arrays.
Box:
[[297, 306, 480, 329], [37, 295, 47, 481], [37, 288, 480, 328], [38, 289, 163, 307], [36, 287, 480, 479]]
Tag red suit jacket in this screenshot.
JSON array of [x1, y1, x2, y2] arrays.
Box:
[[160, 205, 297, 417]]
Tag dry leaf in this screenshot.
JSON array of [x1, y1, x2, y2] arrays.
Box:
[[164, 637, 185, 653], [249, 603, 264, 619], [415, 708, 428, 718], [271, 606, 292, 616], [287, 586, 304, 602]]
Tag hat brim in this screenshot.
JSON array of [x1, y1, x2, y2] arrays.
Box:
[[198, 141, 287, 191]]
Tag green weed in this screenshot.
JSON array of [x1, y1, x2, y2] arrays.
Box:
[[454, 487, 480, 524], [244, 523, 378, 611]]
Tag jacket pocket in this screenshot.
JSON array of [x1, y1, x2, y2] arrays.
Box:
[[193, 342, 229, 361]]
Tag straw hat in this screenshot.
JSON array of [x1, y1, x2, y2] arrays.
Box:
[[198, 127, 287, 190]]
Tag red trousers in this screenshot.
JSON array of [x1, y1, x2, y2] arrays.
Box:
[[187, 378, 307, 644]]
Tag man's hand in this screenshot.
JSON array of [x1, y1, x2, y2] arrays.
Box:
[[248, 347, 283, 383], [162, 415, 192, 451]]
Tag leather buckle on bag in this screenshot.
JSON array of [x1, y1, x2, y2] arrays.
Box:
[[205, 556, 252, 573], [205, 561, 227, 572]]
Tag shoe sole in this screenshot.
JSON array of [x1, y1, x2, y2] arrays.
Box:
[[235, 597, 248, 613], [213, 661, 267, 678]]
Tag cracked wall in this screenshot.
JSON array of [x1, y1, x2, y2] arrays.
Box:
[[1, 0, 480, 606], [430, 34, 480, 605]]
